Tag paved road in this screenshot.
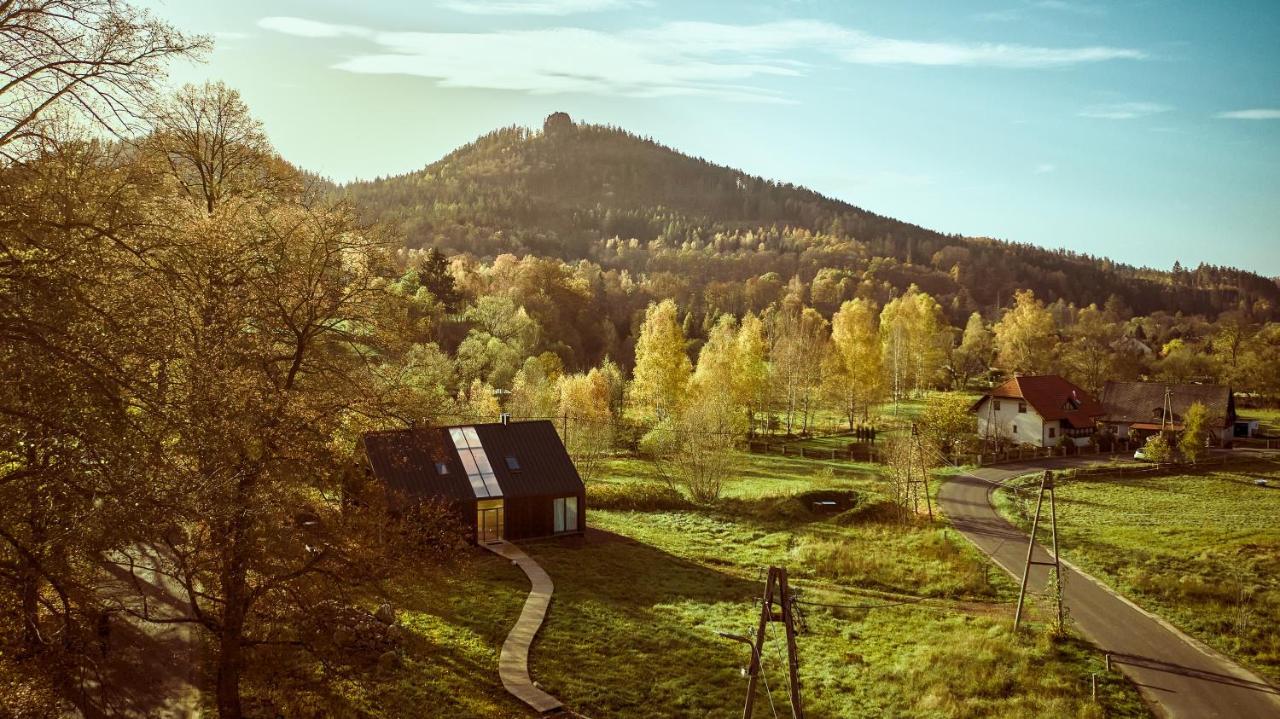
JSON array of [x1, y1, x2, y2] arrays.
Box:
[[939, 457, 1280, 719]]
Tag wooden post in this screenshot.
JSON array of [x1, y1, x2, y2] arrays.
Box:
[[741, 567, 804, 719], [1013, 472, 1048, 629], [1048, 473, 1063, 632], [742, 569, 775, 719]]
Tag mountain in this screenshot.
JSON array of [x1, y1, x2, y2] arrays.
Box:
[[343, 113, 1279, 321]]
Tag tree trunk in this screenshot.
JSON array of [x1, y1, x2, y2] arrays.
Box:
[[215, 478, 254, 719], [21, 558, 42, 648]]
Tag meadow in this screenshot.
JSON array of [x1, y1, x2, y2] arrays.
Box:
[[252, 452, 1151, 718], [995, 462, 1280, 683]]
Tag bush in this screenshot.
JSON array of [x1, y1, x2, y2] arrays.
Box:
[[587, 482, 691, 511]]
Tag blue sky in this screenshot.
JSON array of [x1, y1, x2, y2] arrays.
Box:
[[140, 0, 1280, 275]]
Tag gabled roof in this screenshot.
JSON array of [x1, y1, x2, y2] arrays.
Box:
[[1099, 381, 1234, 428], [361, 420, 584, 502], [972, 375, 1104, 428]]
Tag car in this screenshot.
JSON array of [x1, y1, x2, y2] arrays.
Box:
[[1133, 448, 1151, 462]]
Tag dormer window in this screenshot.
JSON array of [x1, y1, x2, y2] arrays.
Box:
[[434, 461, 449, 475], [505, 456, 521, 471]]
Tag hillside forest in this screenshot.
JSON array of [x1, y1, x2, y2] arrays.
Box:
[[2, 2, 1280, 717]]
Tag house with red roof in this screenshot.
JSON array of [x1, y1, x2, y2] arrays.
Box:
[[971, 375, 1105, 448]]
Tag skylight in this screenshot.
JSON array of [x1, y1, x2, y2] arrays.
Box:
[[449, 427, 503, 498]]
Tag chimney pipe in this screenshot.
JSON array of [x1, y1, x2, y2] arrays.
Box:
[[500, 413, 511, 425]]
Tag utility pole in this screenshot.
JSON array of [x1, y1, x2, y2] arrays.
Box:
[[1014, 471, 1063, 631], [908, 424, 933, 521], [742, 567, 804, 719]]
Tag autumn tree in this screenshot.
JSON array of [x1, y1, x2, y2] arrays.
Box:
[[0, 0, 206, 161], [1179, 401, 1209, 463], [993, 289, 1058, 375], [630, 299, 692, 421], [951, 312, 993, 388], [557, 368, 614, 482], [880, 286, 948, 399], [1060, 304, 1119, 394], [918, 392, 978, 454], [828, 298, 884, 428], [733, 312, 770, 432]]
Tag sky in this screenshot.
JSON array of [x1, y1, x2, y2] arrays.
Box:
[[138, 0, 1280, 276]]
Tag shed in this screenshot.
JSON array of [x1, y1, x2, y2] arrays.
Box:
[[360, 419, 585, 544], [1098, 381, 1236, 445]]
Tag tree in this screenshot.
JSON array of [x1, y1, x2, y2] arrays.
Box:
[[1179, 401, 1209, 463], [829, 298, 884, 428], [1141, 432, 1173, 464], [993, 289, 1058, 375], [733, 312, 770, 432], [630, 299, 691, 421], [1060, 304, 1118, 394], [150, 81, 279, 213], [918, 392, 978, 455], [880, 286, 948, 399], [0, 0, 206, 162], [951, 312, 993, 389], [456, 295, 540, 389], [558, 368, 615, 482], [508, 353, 563, 419]]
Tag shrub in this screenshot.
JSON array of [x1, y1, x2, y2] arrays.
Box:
[[587, 482, 691, 511]]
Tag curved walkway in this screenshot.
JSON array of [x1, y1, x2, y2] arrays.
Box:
[[939, 457, 1280, 719], [483, 541, 563, 714]]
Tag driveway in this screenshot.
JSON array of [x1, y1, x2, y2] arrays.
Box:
[[939, 457, 1280, 719]]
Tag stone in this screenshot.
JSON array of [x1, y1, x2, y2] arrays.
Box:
[[377, 650, 400, 671], [374, 603, 395, 625]]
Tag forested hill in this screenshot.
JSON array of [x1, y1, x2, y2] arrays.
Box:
[[344, 113, 1279, 321]]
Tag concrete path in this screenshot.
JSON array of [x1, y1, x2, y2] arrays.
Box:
[[483, 541, 563, 714], [73, 545, 202, 718], [939, 457, 1280, 719]]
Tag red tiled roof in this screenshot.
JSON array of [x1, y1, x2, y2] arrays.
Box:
[[973, 375, 1105, 429]]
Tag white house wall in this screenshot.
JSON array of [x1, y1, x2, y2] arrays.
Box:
[[974, 397, 1048, 447]]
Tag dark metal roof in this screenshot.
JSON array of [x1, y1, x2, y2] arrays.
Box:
[[473, 420, 584, 498], [361, 428, 473, 502], [361, 420, 583, 502]]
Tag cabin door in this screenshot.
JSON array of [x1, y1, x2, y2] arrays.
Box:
[[476, 499, 505, 544]]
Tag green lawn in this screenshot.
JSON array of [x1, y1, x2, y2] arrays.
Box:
[[995, 462, 1280, 683], [251, 451, 1150, 718], [1238, 407, 1280, 436]]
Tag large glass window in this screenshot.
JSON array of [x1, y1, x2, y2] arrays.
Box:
[[449, 427, 503, 498], [553, 496, 579, 533]]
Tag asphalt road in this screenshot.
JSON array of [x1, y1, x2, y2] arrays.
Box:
[[938, 457, 1280, 719]]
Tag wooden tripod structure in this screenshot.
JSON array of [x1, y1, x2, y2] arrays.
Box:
[[743, 566, 804, 719], [1014, 471, 1063, 630], [907, 424, 934, 521]]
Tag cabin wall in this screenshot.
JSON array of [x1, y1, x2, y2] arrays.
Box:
[[503, 491, 586, 541]]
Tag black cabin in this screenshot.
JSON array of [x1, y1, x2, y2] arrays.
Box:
[[360, 419, 586, 543]]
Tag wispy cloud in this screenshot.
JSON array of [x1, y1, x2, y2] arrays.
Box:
[[1034, 163, 1056, 174], [1078, 101, 1171, 120], [438, 0, 646, 14], [977, 0, 1105, 22], [1214, 108, 1280, 120], [1031, 0, 1105, 16], [257, 16, 372, 39], [257, 17, 1145, 102]]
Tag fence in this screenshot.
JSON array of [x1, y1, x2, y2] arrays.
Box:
[[746, 440, 880, 464]]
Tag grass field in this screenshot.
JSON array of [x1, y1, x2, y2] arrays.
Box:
[[247, 451, 1150, 718], [995, 462, 1280, 683], [1238, 407, 1280, 436]]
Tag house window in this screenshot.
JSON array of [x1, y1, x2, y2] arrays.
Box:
[[1011, 423, 1018, 434], [434, 461, 449, 475], [553, 496, 578, 533], [505, 456, 521, 471], [1048, 427, 1056, 439], [1018, 402, 1027, 414], [993, 399, 1002, 411]]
